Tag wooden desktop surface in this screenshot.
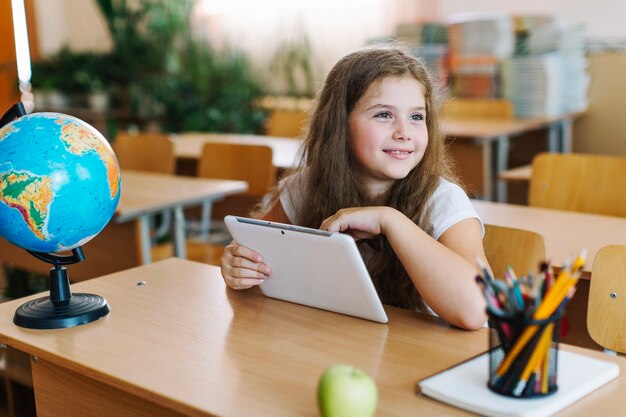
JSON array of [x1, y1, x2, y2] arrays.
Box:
[[117, 170, 248, 221], [171, 133, 303, 170], [473, 200, 626, 273], [0, 259, 623, 416]]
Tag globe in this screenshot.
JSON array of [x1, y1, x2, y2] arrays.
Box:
[[0, 112, 121, 254]]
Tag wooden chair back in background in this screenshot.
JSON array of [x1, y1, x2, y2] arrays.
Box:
[[529, 152, 626, 217], [197, 141, 275, 228], [113, 132, 177, 260], [483, 224, 546, 280], [442, 98, 515, 119], [198, 142, 275, 200], [264, 108, 309, 137], [168, 142, 275, 265], [587, 245, 626, 354], [112, 132, 175, 174]]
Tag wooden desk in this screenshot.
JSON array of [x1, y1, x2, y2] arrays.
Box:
[[473, 199, 626, 350], [0, 171, 247, 281], [0, 258, 623, 416], [443, 113, 576, 202], [473, 200, 626, 273], [171, 133, 303, 171]]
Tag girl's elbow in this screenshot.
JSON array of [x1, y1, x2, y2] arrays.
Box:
[[457, 313, 488, 330], [454, 301, 488, 330]]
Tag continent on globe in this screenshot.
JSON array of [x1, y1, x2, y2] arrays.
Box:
[[59, 119, 120, 199], [0, 170, 52, 240]]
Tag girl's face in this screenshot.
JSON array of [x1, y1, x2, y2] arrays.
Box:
[[348, 75, 428, 197]]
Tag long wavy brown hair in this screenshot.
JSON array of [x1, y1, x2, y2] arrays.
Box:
[[262, 44, 458, 311]]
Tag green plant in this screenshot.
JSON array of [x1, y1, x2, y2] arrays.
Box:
[[269, 33, 316, 98], [147, 38, 267, 133], [95, 0, 192, 88], [31, 0, 267, 134], [30, 48, 112, 94]]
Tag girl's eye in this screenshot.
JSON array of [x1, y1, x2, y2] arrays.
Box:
[[411, 113, 425, 121], [374, 111, 392, 119]]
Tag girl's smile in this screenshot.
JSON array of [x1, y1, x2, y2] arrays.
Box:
[[383, 148, 414, 160]]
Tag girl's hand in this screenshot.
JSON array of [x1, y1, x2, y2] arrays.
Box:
[[220, 241, 272, 290], [320, 207, 395, 240]]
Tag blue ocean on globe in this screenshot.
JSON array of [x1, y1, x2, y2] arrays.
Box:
[[0, 112, 121, 253]]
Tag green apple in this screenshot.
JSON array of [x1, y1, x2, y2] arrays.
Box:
[[317, 364, 378, 417]]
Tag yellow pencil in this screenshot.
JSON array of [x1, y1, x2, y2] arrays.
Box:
[[513, 322, 554, 396]]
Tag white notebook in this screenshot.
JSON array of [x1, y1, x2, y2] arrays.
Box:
[[417, 350, 619, 417]]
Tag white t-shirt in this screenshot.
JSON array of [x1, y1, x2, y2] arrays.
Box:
[[278, 173, 484, 319], [279, 174, 484, 239]]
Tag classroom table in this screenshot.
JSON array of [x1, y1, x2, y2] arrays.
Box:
[[0, 258, 623, 416], [443, 112, 577, 202], [472, 199, 626, 274], [171, 132, 304, 170], [0, 171, 247, 282], [473, 199, 626, 350], [116, 170, 247, 263]]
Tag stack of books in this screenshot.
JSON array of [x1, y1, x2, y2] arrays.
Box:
[[501, 19, 589, 117], [501, 53, 567, 117], [446, 12, 515, 98]]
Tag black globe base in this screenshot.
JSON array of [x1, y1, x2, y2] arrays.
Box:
[[13, 294, 110, 329], [14, 247, 111, 329]]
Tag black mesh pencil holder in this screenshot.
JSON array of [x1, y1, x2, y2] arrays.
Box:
[[487, 308, 563, 398]]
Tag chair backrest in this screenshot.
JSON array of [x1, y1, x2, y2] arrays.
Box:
[[264, 108, 309, 137], [113, 132, 175, 174], [528, 152, 626, 217], [442, 98, 515, 119], [587, 245, 626, 353], [198, 142, 275, 198], [483, 224, 546, 280]]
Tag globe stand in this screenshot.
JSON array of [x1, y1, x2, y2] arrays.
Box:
[[13, 247, 110, 329]]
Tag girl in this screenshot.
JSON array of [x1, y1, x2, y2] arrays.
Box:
[[221, 44, 488, 330]]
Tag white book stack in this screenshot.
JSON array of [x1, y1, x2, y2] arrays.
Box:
[[529, 21, 589, 113], [501, 53, 567, 118], [502, 20, 589, 117]]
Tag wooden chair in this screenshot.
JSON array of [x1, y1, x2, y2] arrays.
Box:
[[197, 142, 275, 199], [113, 132, 177, 259], [587, 245, 626, 354], [154, 142, 275, 265], [264, 108, 309, 137], [442, 98, 515, 120], [483, 224, 546, 280], [529, 152, 626, 217], [112, 132, 175, 174]]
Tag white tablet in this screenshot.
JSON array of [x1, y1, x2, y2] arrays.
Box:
[[224, 215, 388, 323]]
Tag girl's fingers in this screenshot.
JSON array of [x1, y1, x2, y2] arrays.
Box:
[[229, 277, 266, 290], [229, 243, 264, 263]]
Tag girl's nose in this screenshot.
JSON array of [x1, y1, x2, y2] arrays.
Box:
[[392, 120, 411, 141]]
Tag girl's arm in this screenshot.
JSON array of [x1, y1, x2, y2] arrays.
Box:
[[321, 207, 487, 330], [220, 199, 290, 289]]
